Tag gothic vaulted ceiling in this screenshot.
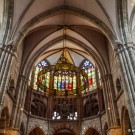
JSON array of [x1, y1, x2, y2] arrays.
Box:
[[9, 0, 135, 74]]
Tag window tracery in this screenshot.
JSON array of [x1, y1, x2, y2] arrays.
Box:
[[52, 98, 78, 120], [34, 60, 49, 93], [81, 60, 97, 93]]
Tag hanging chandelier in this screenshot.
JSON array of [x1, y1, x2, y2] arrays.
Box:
[[37, 26, 89, 96], [37, 52, 89, 96]]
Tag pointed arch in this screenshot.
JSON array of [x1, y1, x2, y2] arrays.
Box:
[[121, 106, 133, 135], [13, 5, 117, 49], [84, 127, 100, 135], [52, 124, 79, 135], [29, 127, 45, 135]]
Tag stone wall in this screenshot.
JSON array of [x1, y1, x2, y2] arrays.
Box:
[[26, 115, 48, 135], [82, 115, 103, 135], [49, 120, 80, 135]]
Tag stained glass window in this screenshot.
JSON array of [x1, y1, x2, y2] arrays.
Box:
[[53, 71, 77, 96], [81, 60, 97, 92], [34, 60, 49, 92]]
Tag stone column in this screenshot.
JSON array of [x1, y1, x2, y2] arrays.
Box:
[[15, 76, 28, 128], [10, 75, 28, 129], [47, 95, 53, 119], [114, 43, 135, 132], [101, 74, 119, 126], [101, 75, 111, 127], [101, 74, 121, 135], [76, 94, 82, 135], [0, 45, 16, 115]]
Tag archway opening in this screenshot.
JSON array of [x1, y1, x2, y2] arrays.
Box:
[[29, 127, 45, 135], [54, 129, 75, 135], [122, 108, 133, 135], [85, 128, 100, 135]]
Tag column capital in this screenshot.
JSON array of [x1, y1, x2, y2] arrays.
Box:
[[0, 44, 17, 57], [114, 42, 134, 55]]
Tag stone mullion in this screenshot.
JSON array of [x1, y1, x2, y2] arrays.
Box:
[[47, 95, 53, 119], [47, 71, 54, 118], [49, 71, 54, 92], [115, 46, 135, 130], [77, 95, 82, 119], [101, 77, 111, 127], [17, 80, 28, 128], [97, 89, 103, 113], [14, 76, 27, 128], [0, 46, 15, 115]]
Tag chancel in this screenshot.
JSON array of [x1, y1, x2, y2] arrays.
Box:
[[0, 0, 135, 135]]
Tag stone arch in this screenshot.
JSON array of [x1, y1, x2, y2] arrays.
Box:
[[121, 106, 133, 135], [53, 129, 75, 135], [28, 127, 45, 135], [13, 5, 117, 49], [31, 97, 47, 117], [84, 127, 100, 135], [52, 123, 79, 135], [83, 98, 99, 118], [0, 107, 10, 129], [21, 36, 107, 81]]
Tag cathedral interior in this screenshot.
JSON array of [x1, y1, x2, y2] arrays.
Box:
[[0, 0, 135, 135]]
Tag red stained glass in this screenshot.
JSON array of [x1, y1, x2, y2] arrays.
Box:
[[89, 78, 92, 85]]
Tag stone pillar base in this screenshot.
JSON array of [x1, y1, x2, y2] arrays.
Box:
[[107, 127, 121, 135], [6, 128, 20, 135]]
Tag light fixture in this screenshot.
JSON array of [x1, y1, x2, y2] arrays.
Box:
[[37, 27, 89, 96]]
